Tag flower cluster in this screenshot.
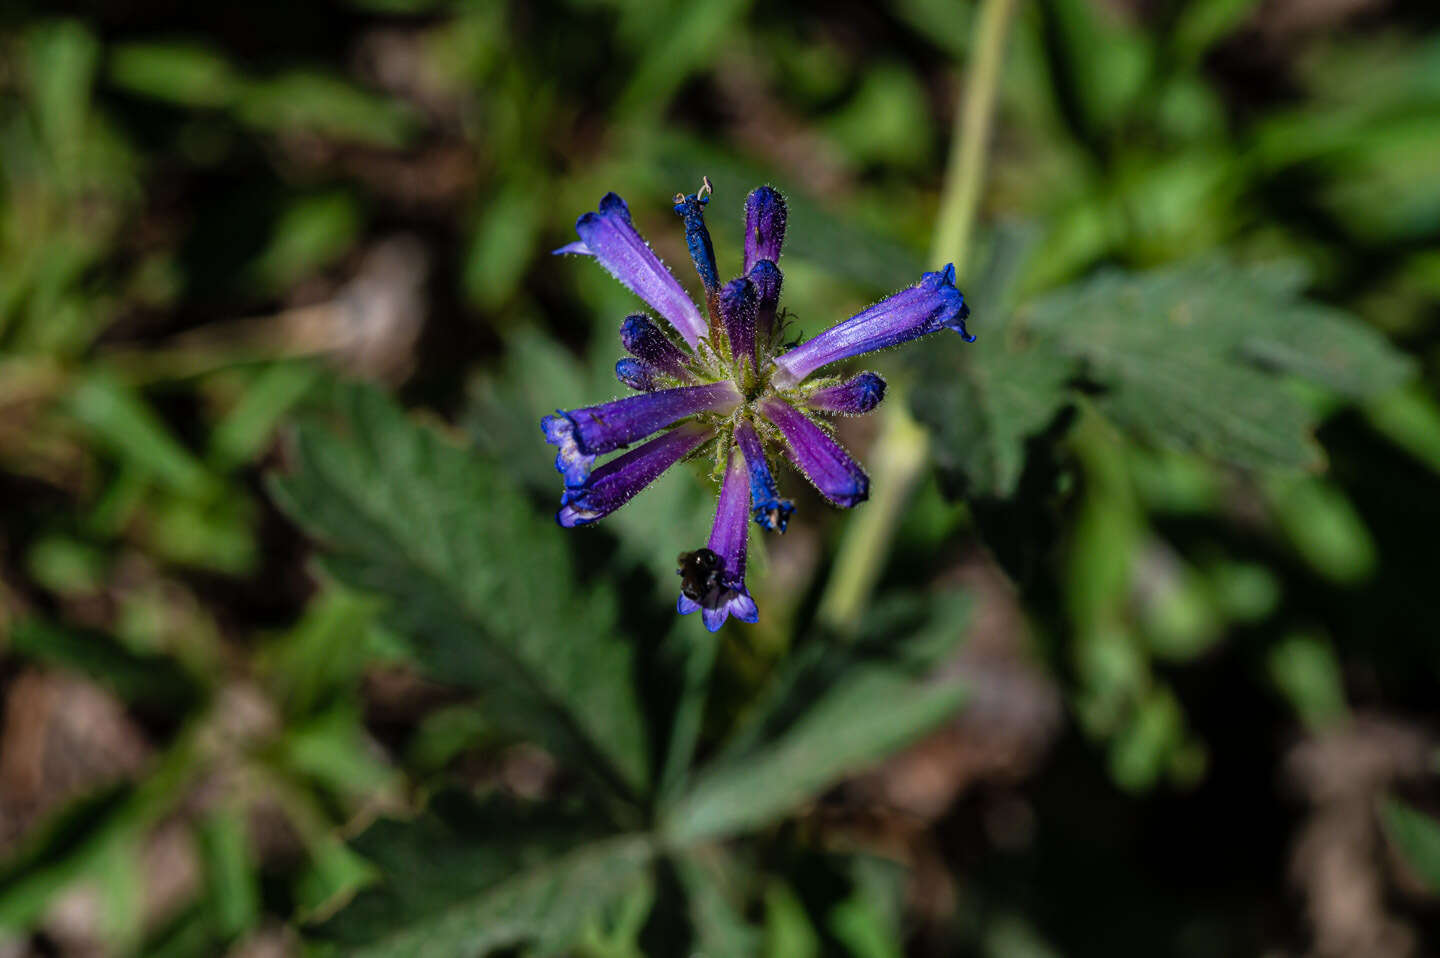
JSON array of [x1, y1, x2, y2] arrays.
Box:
[[544, 180, 973, 631]]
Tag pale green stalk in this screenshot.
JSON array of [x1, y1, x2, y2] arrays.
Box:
[[816, 0, 1019, 631]]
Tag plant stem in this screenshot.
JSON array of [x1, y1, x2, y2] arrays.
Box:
[[815, 0, 1018, 632]]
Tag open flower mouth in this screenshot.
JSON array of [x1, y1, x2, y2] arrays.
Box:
[[545, 182, 973, 631]]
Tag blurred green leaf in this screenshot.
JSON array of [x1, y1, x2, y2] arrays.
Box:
[[828, 856, 906, 958], [249, 191, 363, 293], [1382, 797, 1440, 893], [236, 72, 418, 147], [1018, 258, 1411, 472], [664, 597, 968, 843], [69, 373, 217, 499], [26, 20, 101, 178], [8, 618, 202, 709], [676, 852, 761, 958], [824, 64, 934, 170], [108, 42, 242, 108], [312, 791, 653, 957], [1170, 0, 1261, 66], [208, 361, 323, 470], [267, 384, 650, 799], [1262, 474, 1377, 584], [1038, 0, 1152, 139], [26, 534, 108, 593], [764, 882, 820, 958], [1267, 633, 1348, 730], [196, 808, 260, 941]]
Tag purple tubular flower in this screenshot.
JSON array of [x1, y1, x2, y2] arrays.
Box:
[[744, 186, 787, 273], [718, 277, 758, 376], [620, 313, 693, 382], [558, 423, 713, 528], [543, 381, 740, 486], [770, 263, 973, 387], [747, 259, 782, 349], [677, 448, 759, 631], [804, 372, 887, 415], [673, 189, 719, 293], [759, 397, 869, 508], [550, 182, 974, 632], [734, 420, 793, 532], [615, 358, 663, 391], [557, 193, 708, 347]]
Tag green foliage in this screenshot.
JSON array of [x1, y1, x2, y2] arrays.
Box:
[[921, 256, 1412, 498], [270, 386, 969, 953], [312, 792, 653, 957], [1381, 798, 1440, 894], [268, 384, 650, 799], [2, 1, 1438, 955]]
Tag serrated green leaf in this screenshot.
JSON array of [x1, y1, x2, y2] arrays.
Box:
[[664, 597, 968, 843], [1015, 258, 1413, 471], [675, 852, 761, 958], [312, 792, 653, 957], [915, 224, 1073, 498], [915, 347, 1073, 498], [267, 384, 649, 799], [1381, 798, 1440, 893]]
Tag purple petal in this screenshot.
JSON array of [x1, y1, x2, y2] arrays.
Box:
[[615, 358, 664, 391], [734, 420, 794, 532], [744, 187, 788, 273], [620, 313, 694, 381], [675, 447, 759, 630], [553, 240, 591, 256], [747, 260, 782, 349], [566, 192, 708, 347], [554, 381, 741, 462], [707, 446, 750, 580], [541, 412, 593, 488], [803, 372, 887, 416], [673, 187, 719, 293], [759, 398, 869, 508], [770, 264, 972, 387], [557, 423, 712, 527], [726, 591, 759, 623], [718, 277, 758, 377]]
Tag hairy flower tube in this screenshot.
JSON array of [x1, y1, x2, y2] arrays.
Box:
[[544, 180, 973, 631]]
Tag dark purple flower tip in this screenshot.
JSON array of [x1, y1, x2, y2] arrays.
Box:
[[804, 372, 887, 416], [747, 259, 782, 346], [557, 423, 712, 527], [556, 381, 742, 459], [620, 313, 693, 381], [770, 262, 972, 387], [615, 358, 663, 391], [744, 186, 788, 273], [566, 192, 707, 347], [718, 276, 759, 374], [934, 263, 975, 342], [759, 397, 869, 508], [672, 177, 719, 292], [541, 411, 594, 488], [734, 420, 793, 532]]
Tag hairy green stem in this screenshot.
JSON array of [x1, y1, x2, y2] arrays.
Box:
[[815, 0, 1018, 632]]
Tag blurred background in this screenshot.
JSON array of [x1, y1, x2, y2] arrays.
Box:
[[1, 0, 1439, 955]]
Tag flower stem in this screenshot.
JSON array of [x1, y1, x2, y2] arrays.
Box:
[[815, 0, 1018, 632]]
